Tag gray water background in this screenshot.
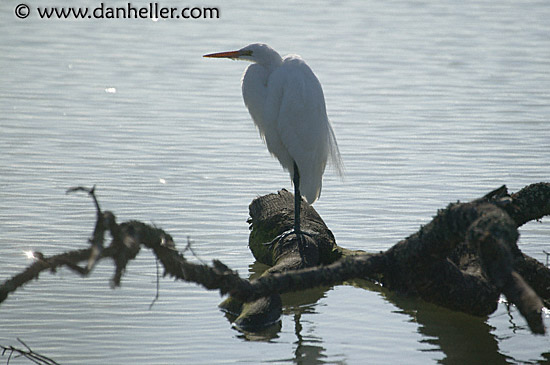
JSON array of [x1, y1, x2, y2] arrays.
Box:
[[1, 0, 549, 363]]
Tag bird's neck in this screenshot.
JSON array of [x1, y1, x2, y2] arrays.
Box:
[[259, 55, 283, 73]]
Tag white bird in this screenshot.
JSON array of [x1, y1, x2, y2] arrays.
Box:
[[204, 43, 342, 249]]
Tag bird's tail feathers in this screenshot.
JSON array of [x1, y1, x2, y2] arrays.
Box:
[[328, 122, 344, 177]]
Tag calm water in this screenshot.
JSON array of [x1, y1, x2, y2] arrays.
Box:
[[1, 0, 550, 363]]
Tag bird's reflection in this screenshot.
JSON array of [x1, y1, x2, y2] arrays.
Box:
[[291, 312, 333, 365]]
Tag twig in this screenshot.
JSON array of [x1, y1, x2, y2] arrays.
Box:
[[66, 185, 100, 213], [183, 236, 207, 265], [149, 258, 160, 310], [66, 185, 106, 273], [1, 338, 59, 365]]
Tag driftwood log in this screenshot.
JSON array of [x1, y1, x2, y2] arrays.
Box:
[[1, 183, 549, 335], [219, 188, 364, 331]]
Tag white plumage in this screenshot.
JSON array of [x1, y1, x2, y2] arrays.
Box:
[[205, 43, 342, 204]]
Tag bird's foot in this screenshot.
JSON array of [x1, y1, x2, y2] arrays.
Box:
[[263, 229, 314, 246], [262, 229, 315, 261]]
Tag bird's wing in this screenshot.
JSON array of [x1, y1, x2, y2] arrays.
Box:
[[242, 63, 269, 136], [264, 56, 330, 203]]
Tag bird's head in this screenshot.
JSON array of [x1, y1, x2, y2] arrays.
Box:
[[204, 43, 282, 68]]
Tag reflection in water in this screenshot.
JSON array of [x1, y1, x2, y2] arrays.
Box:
[[234, 321, 282, 342], [350, 279, 516, 364], [235, 261, 543, 364], [228, 285, 337, 364], [227, 262, 336, 362], [283, 290, 336, 364], [291, 313, 334, 365], [413, 301, 511, 364]]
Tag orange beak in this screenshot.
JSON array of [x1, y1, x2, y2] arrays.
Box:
[[203, 50, 241, 59]]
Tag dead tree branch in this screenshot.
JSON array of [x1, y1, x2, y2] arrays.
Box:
[[0, 183, 549, 335]]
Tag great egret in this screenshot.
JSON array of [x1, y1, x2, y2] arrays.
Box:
[[204, 43, 342, 254]]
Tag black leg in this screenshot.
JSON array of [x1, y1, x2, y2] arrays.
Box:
[[293, 161, 301, 234], [262, 161, 313, 264], [293, 161, 306, 260]]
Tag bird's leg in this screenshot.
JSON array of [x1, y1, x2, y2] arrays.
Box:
[[293, 161, 301, 235], [262, 163, 313, 264], [290, 162, 313, 241], [293, 162, 306, 260]]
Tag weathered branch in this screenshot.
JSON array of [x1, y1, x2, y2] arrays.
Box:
[[0, 183, 549, 335]]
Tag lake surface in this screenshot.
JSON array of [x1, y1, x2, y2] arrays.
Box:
[[1, 0, 549, 363]]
